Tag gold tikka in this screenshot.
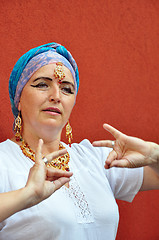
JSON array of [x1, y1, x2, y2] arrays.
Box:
[[54, 62, 65, 80]]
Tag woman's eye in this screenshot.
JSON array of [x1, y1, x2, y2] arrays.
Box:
[[60, 84, 74, 94], [31, 82, 48, 88]]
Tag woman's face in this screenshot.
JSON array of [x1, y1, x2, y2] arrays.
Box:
[[18, 63, 76, 137]]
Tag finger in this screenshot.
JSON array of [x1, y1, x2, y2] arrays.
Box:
[[46, 168, 73, 179], [46, 149, 67, 163], [105, 150, 118, 166], [47, 175, 72, 181], [93, 140, 114, 148], [53, 177, 71, 191], [109, 159, 134, 168], [35, 139, 43, 164], [103, 123, 124, 139]]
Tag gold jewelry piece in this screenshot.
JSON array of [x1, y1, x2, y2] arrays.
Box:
[[47, 144, 70, 171], [20, 140, 35, 161], [20, 140, 70, 171], [54, 62, 65, 80], [14, 112, 22, 142], [66, 121, 73, 147]]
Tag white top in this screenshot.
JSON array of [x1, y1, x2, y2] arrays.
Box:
[[0, 139, 143, 240]]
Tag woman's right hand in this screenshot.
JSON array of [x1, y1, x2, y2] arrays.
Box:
[[0, 139, 72, 222], [25, 139, 73, 207]]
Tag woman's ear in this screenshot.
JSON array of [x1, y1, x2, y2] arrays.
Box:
[[18, 102, 21, 111]]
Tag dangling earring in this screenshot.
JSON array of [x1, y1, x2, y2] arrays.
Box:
[[66, 121, 73, 147], [14, 112, 22, 142]]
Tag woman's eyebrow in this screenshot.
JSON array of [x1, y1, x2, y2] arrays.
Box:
[[33, 77, 53, 82], [61, 81, 75, 89]]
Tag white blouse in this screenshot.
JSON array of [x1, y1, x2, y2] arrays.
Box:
[[0, 139, 143, 240]]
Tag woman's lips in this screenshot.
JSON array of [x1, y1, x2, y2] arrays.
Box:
[[43, 107, 61, 115]]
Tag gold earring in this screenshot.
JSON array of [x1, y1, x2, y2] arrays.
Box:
[[66, 121, 73, 147], [14, 112, 22, 142]]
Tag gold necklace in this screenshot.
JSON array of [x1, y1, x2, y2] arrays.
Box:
[[20, 140, 70, 171]]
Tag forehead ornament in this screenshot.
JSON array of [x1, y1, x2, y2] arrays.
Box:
[[54, 62, 65, 80]]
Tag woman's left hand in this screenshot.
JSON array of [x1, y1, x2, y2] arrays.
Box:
[[92, 124, 158, 169]]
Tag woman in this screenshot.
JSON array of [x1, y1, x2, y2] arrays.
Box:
[[0, 42, 159, 240]]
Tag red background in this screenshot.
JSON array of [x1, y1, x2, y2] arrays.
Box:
[[0, 0, 159, 239]]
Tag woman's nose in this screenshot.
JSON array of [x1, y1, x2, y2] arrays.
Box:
[[49, 84, 60, 103]]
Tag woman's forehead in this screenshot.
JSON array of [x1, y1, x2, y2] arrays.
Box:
[[29, 63, 75, 84]]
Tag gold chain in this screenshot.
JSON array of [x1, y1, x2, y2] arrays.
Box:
[[20, 140, 70, 171]]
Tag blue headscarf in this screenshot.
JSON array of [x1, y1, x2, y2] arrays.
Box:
[[9, 42, 79, 119]]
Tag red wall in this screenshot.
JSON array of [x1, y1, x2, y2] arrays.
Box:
[[0, 0, 159, 239]]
